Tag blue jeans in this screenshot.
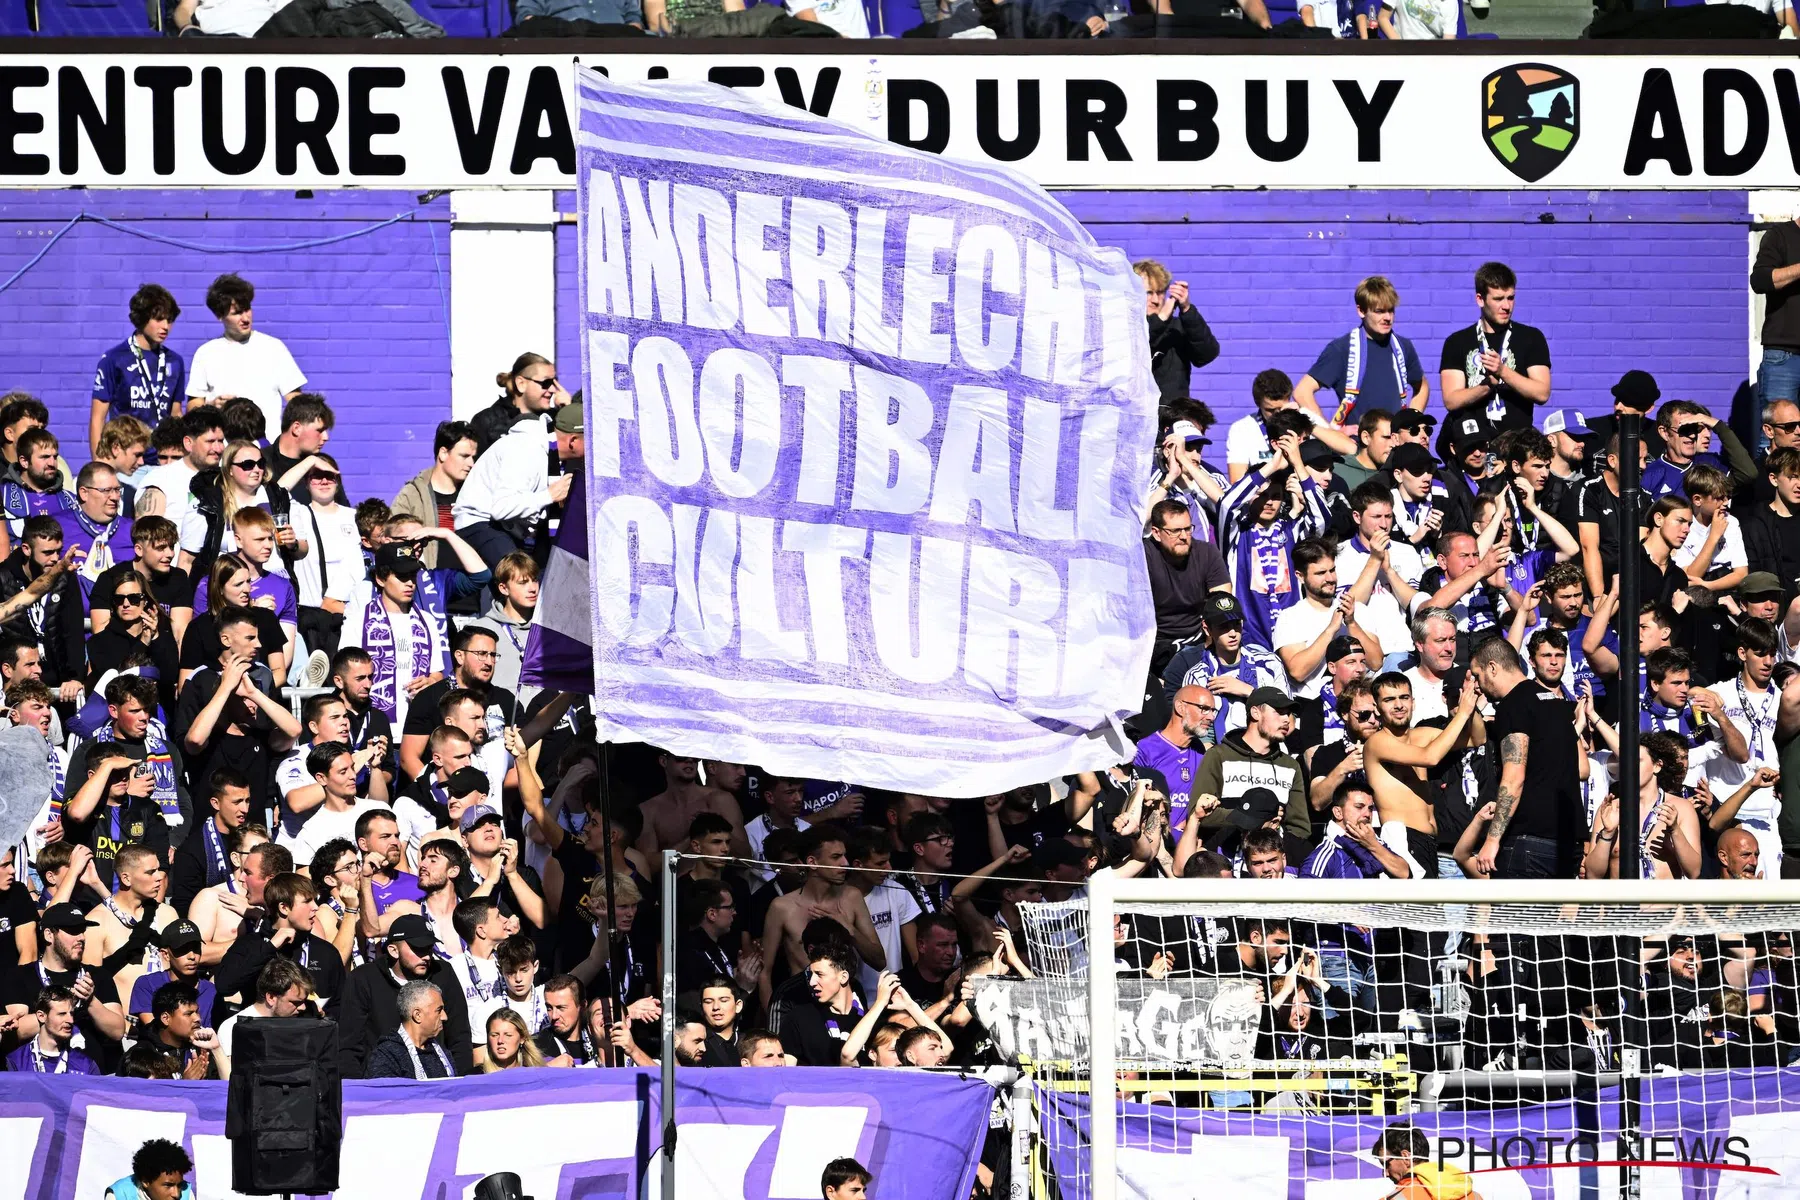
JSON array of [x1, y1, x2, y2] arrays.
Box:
[[1317, 947, 1375, 1021], [1762, 348, 1800, 405]]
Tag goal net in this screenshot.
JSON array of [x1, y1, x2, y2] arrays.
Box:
[[988, 877, 1800, 1200]]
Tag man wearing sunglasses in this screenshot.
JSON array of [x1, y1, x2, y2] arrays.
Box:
[[1642, 399, 1755, 502], [1753, 399, 1800, 506]]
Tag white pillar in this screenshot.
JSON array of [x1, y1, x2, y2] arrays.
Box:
[[449, 190, 559, 422]]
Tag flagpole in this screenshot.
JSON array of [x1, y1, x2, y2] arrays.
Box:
[[596, 737, 620, 1068]]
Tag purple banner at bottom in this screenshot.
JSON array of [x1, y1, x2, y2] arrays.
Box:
[[1, 1067, 991, 1200], [1042, 1068, 1800, 1200]]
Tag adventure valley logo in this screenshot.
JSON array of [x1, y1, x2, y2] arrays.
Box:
[[1482, 63, 1580, 182]]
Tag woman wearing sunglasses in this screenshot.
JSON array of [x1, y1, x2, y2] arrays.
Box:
[[85, 577, 181, 716], [177, 440, 301, 580], [287, 452, 360, 659]]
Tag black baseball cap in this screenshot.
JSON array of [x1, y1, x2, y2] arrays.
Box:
[[1202, 593, 1244, 626], [1387, 443, 1437, 477], [387, 913, 438, 950], [1391, 409, 1437, 434], [1226, 786, 1283, 830], [41, 903, 99, 932], [1449, 415, 1496, 455], [1247, 685, 1298, 712], [446, 766, 490, 799], [160, 919, 203, 953], [1325, 635, 1362, 664], [373, 542, 424, 579], [1612, 369, 1661, 412], [1299, 439, 1340, 469]]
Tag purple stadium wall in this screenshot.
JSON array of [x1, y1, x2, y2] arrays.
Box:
[[0, 187, 1751, 505]]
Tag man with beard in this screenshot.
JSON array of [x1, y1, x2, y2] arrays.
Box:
[[397, 626, 517, 780], [1361, 672, 1481, 879], [1274, 540, 1381, 703], [331, 648, 396, 790], [1134, 686, 1220, 838], [134, 407, 225, 526], [1144, 498, 1232, 677], [337, 913, 472, 1077], [1163, 594, 1285, 741], [638, 749, 749, 859], [1190, 688, 1312, 859], [0, 517, 83, 691], [0, 429, 76, 544]]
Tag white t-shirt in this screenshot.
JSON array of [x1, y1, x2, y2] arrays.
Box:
[[1705, 677, 1782, 827], [294, 503, 363, 606], [744, 814, 809, 883], [451, 950, 506, 1045], [187, 331, 307, 440], [785, 0, 867, 36], [391, 794, 443, 873], [1335, 539, 1425, 657], [1403, 666, 1448, 722], [859, 881, 924, 998], [1382, 0, 1457, 37], [137, 460, 200, 526], [276, 798, 387, 868], [1225, 415, 1273, 471], [1673, 512, 1747, 579], [190, 0, 288, 34], [1272, 600, 1336, 698]]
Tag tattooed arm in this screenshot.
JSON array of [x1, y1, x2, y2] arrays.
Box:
[[1475, 732, 1529, 876]]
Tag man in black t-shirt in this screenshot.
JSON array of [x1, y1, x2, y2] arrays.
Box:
[[397, 626, 518, 780], [1438, 261, 1552, 434], [1576, 432, 1651, 599], [88, 517, 193, 633], [172, 611, 302, 818], [1145, 498, 1232, 674], [1469, 637, 1582, 878], [782, 946, 865, 1067], [0, 903, 129, 1069], [59, 743, 171, 895]]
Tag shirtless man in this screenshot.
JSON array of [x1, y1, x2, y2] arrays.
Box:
[[82, 844, 178, 1005], [1360, 671, 1480, 878], [637, 751, 749, 860], [757, 823, 883, 1011], [189, 827, 270, 965]]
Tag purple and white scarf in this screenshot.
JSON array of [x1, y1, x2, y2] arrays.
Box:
[[93, 718, 179, 824], [361, 593, 434, 723]]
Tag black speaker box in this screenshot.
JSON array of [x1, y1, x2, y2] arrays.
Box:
[[225, 1018, 342, 1196]]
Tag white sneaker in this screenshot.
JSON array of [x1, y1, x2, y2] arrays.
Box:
[[302, 649, 331, 687], [1470, 0, 1490, 16]]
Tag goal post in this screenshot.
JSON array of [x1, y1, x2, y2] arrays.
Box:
[[1075, 873, 1800, 1200]]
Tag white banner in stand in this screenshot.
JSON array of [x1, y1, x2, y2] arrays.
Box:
[[0, 52, 1794, 189]]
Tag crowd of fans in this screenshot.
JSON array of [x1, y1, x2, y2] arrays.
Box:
[[2, 245, 1800, 1132]]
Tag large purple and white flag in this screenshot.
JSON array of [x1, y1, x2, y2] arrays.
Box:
[[561, 67, 1158, 796]]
